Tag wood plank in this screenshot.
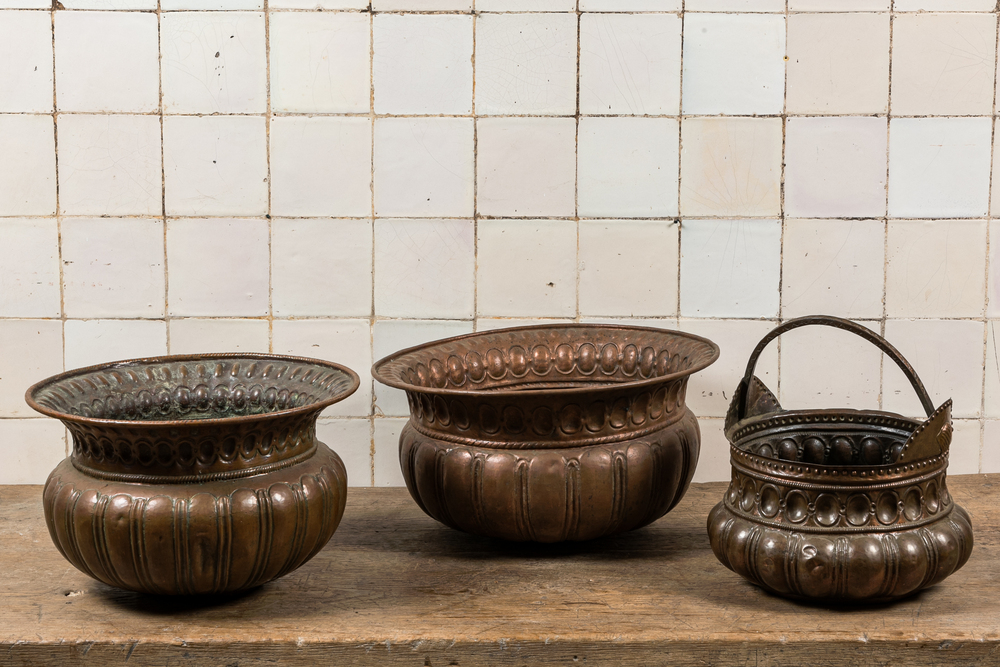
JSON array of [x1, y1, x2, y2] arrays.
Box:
[[2, 475, 999, 666]]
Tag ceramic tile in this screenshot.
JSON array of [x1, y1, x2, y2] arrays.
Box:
[[476, 118, 576, 218], [161, 12, 267, 114], [691, 418, 729, 483], [476, 0, 576, 11], [0, 1, 49, 7], [164, 0, 263, 8], [54, 11, 158, 113], [373, 418, 406, 487], [166, 219, 269, 317], [780, 321, 882, 412], [894, 0, 995, 13], [993, 126, 1000, 218], [62, 218, 165, 318], [891, 13, 995, 116], [786, 13, 889, 115], [686, 0, 783, 9], [167, 318, 269, 355], [477, 219, 577, 318], [949, 419, 981, 475], [374, 0, 471, 8], [475, 13, 577, 115], [268, 0, 367, 9], [374, 219, 475, 319], [886, 220, 986, 319], [0, 11, 52, 113], [578, 117, 678, 218], [163, 115, 268, 216], [271, 319, 372, 418], [476, 318, 573, 331], [788, 0, 888, 8], [56, 114, 162, 217], [0, 319, 62, 417], [682, 13, 784, 115], [781, 219, 885, 320], [64, 319, 167, 369], [678, 319, 777, 419], [0, 219, 60, 317], [983, 420, 1000, 473], [374, 14, 473, 115], [269, 11, 369, 113], [887, 118, 992, 219], [989, 221, 1000, 317], [579, 13, 681, 116], [0, 114, 55, 216], [679, 219, 781, 318], [61, 0, 156, 7], [784, 117, 887, 218], [679, 117, 782, 218], [580, 0, 680, 9], [270, 116, 371, 218], [374, 118, 474, 218], [983, 321, 1000, 418], [272, 219, 372, 318], [579, 220, 678, 318], [883, 319, 984, 420], [372, 319, 474, 417], [0, 419, 67, 484], [317, 418, 372, 487]]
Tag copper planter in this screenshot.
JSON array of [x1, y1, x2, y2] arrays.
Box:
[[27, 354, 359, 595], [707, 316, 973, 602], [373, 324, 720, 542]]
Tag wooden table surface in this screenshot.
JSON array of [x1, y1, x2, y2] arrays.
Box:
[[2, 475, 999, 666]]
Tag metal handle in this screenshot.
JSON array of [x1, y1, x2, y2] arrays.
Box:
[[738, 315, 935, 421]]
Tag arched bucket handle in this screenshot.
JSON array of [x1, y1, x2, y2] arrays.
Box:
[[737, 315, 935, 422]]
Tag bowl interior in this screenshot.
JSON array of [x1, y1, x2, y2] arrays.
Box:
[[29, 355, 358, 423], [734, 418, 918, 467], [373, 325, 719, 393]]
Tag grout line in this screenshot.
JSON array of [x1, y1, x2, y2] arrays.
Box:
[[368, 3, 376, 487], [157, 0, 169, 356], [878, 4, 895, 415], [264, 0, 273, 359], [574, 1, 580, 324], [50, 2, 67, 457], [772, 0, 788, 405], [471, 2, 479, 333]]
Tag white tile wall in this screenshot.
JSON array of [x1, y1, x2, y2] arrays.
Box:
[[1, 3, 998, 486]]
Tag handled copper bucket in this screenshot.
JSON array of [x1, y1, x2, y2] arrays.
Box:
[[707, 316, 973, 602]]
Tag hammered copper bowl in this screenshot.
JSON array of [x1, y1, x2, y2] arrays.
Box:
[[708, 317, 973, 602], [373, 324, 720, 542], [27, 354, 359, 595]]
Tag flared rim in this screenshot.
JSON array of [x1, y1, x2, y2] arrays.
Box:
[[371, 322, 720, 397], [25, 352, 361, 428]]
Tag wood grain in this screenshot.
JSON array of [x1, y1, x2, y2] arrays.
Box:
[[2, 475, 998, 666]]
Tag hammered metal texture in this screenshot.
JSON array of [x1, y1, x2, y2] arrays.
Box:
[[373, 324, 720, 542], [27, 353, 359, 595]]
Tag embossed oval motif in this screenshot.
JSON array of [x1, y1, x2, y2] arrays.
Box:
[[631, 392, 650, 425], [466, 352, 486, 382], [609, 398, 629, 429], [814, 494, 841, 527], [785, 490, 809, 523], [241, 433, 257, 458], [727, 481, 740, 505], [559, 404, 582, 434], [876, 491, 899, 525], [903, 487, 922, 521], [846, 494, 872, 526], [621, 344, 639, 376], [414, 363, 430, 387], [480, 405, 500, 434], [260, 431, 274, 455], [925, 480, 940, 514], [409, 392, 422, 418], [778, 439, 798, 461], [639, 347, 656, 378], [860, 437, 882, 465], [600, 344, 619, 374], [665, 382, 679, 413], [420, 394, 434, 423], [740, 479, 756, 512], [829, 437, 854, 465], [429, 359, 448, 388], [532, 406, 555, 436], [157, 441, 173, 465], [198, 440, 215, 464], [136, 440, 155, 466], [502, 406, 524, 434], [508, 346, 529, 377], [555, 344, 575, 374], [577, 343, 597, 374], [802, 437, 825, 464], [655, 350, 671, 376], [531, 345, 552, 375], [176, 441, 194, 466], [649, 386, 667, 419], [759, 485, 780, 518], [447, 355, 466, 386], [757, 443, 775, 459], [433, 396, 451, 426], [116, 440, 134, 465], [451, 400, 471, 430], [585, 401, 606, 432]]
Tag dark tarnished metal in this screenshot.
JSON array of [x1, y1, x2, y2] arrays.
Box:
[[26, 353, 359, 595], [372, 323, 720, 542], [707, 316, 973, 602]]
